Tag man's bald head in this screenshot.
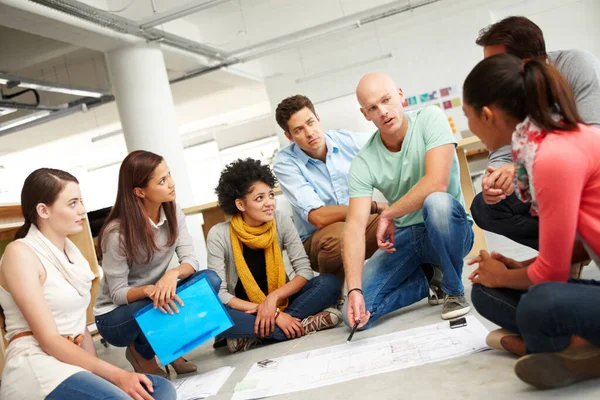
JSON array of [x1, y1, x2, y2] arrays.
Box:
[[356, 72, 398, 107], [356, 72, 405, 135]]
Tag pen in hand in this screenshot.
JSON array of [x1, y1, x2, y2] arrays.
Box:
[[346, 321, 360, 344]]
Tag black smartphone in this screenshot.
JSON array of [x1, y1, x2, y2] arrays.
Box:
[[449, 317, 467, 329], [257, 359, 277, 368]]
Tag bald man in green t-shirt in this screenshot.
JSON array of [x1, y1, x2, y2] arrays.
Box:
[[342, 73, 474, 329]]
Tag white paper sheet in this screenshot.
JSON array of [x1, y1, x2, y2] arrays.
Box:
[[173, 366, 234, 400], [232, 316, 489, 399]]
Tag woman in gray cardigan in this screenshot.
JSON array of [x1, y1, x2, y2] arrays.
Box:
[[208, 158, 342, 353]]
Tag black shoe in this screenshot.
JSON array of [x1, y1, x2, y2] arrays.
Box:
[[422, 264, 444, 305], [213, 336, 227, 349]]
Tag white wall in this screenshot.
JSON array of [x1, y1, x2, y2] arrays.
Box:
[[258, 0, 600, 146]]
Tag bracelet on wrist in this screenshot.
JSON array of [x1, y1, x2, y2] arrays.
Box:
[[347, 288, 363, 296]]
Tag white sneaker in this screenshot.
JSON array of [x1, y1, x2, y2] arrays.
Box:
[[302, 308, 342, 334]]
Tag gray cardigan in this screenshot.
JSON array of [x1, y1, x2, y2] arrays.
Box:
[[207, 211, 313, 304], [94, 204, 199, 316]]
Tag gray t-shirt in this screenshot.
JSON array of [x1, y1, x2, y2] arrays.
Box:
[[488, 49, 600, 168]]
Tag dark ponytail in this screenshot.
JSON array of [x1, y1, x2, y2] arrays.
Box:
[[15, 168, 79, 240], [523, 59, 581, 130], [463, 53, 583, 132], [14, 222, 32, 241]]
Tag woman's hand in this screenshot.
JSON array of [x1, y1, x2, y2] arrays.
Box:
[[111, 370, 155, 400], [143, 285, 156, 299], [254, 295, 278, 338], [275, 312, 304, 339], [152, 270, 183, 314], [468, 251, 532, 270], [469, 250, 508, 288]]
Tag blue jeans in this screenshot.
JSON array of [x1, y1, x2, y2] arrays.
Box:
[[471, 284, 526, 334], [95, 270, 221, 360], [221, 274, 341, 341], [517, 280, 600, 354], [343, 192, 474, 329], [46, 371, 176, 400]]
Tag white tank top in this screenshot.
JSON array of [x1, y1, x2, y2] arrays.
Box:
[[0, 225, 94, 400]]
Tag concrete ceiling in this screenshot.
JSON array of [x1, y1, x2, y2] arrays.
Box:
[[0, 0, 433, 154]]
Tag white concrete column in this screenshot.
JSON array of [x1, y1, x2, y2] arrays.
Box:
[[106, 42, 207, 268]]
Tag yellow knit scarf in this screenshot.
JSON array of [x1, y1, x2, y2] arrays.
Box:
[[230, 214, 288, 310]]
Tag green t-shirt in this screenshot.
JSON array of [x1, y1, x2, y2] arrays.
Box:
[[348, 106, 472, 228]]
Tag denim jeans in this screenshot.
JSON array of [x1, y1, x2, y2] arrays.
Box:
[[221, 274, 341, 341], [343, 192, 474, 329], [95, 269, 221, 360], [471, 284, 526, 334], [46, 371, 176, 400], [471, 192, 539, 250], [516, 280, 600, 353]]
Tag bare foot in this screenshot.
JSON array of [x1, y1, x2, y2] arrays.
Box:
[[500, 335, 526, 357]]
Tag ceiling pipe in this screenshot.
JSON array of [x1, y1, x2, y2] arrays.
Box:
[[0, 100, 61, 112], [0, 95, 114, 137], [139, 0, 230, 29], [29, 0, 228, 61]]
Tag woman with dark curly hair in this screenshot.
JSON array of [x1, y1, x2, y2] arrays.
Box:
[[208, 158, 342, 353]]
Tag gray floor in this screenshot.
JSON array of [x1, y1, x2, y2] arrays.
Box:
[[96, 231, 600, 399]]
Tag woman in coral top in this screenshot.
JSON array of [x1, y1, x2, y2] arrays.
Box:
[[462, 53, 600, 389]]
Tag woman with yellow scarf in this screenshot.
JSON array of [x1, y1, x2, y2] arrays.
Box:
[[208, 158, 342, 353]]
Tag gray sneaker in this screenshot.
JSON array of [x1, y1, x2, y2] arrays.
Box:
[[441, 294, 471, 320], [426, 264, 444, 305]]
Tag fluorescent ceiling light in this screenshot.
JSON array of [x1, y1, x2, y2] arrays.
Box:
[[0, 107, 17, 117], [18, 83, 104, 98], [0, 75, 107, 98], [0, 110, 52, 132]]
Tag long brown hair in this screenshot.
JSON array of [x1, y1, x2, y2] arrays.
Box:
[[16, 168, 79, 239], [98, 150, 178, 266], [463, 53, 582, 131]]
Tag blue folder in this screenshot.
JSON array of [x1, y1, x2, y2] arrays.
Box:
[[134, 273, 233, 366]]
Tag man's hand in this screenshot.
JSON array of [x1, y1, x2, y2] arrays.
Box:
[[376, 214, 396, 253], [275, 312, 305, 339], [482, 165, 515, 204], [469, 250, 508, 288], [346, 290, 371, 329], [254, 294, 278, 338]]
